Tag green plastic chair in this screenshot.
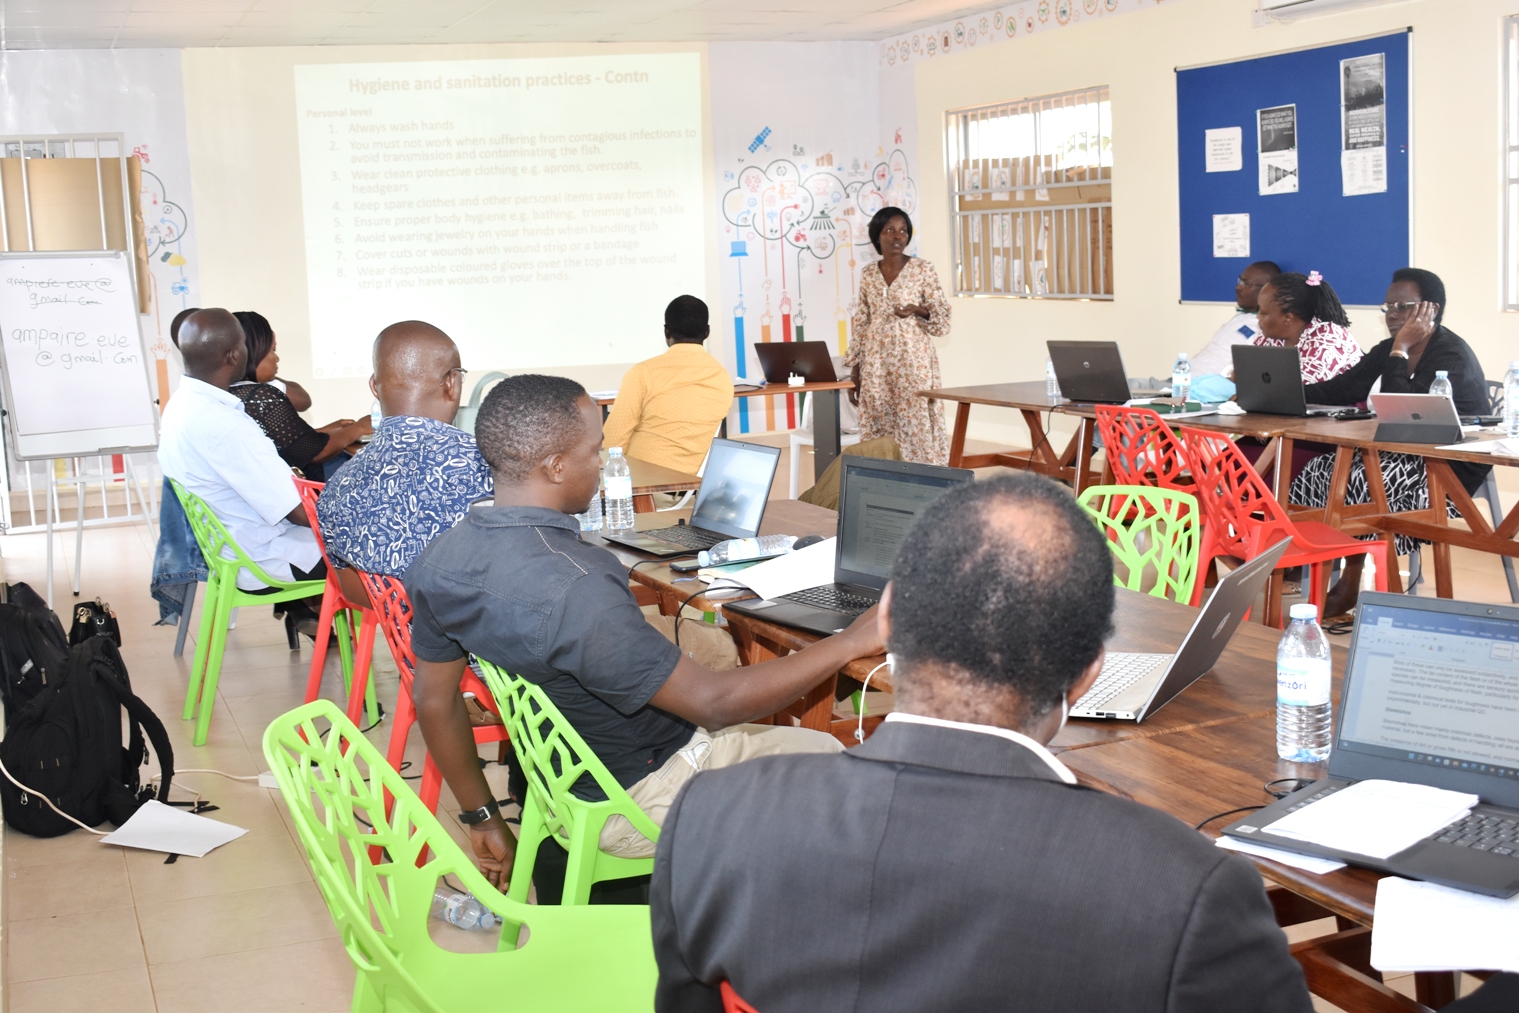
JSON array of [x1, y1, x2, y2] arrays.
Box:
[[474, 659, 661, 906], [1077, 485, 1201, 604], [171, 479, 328, 746], [263, 700, 657, 1013]]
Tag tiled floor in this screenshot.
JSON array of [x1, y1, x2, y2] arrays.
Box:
[[0, 438, 1504, 1011]]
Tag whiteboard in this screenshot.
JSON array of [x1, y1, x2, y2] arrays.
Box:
[[0, 252, 158, 460]]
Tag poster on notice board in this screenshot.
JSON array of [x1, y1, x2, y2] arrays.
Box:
[[1341, 53, 1387, 196], [1257, 105, 1298, 195]]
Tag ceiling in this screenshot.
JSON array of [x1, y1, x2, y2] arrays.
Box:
[[0, 0, 1001, 49]]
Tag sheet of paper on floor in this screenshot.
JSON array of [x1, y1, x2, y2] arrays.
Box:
[[99, 799, 248, 857]]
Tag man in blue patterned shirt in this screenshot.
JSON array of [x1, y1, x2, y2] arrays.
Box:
[[316, 321, 491, 602]]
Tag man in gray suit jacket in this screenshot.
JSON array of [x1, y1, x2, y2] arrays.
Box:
[[651, 472, 1315, 1012]]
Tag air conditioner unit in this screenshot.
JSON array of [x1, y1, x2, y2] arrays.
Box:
[[1254, 0, 1404, 25]]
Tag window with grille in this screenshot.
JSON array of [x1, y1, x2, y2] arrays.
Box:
[[946, 86, 1112, 299], [1506, 18, 1519, 311]]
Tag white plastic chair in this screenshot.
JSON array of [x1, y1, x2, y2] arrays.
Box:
[[789, 391, 861, 498]]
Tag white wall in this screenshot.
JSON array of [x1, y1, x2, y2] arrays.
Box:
[[0, 48, 200, 403], [910, 0, 1519, 450], [708, 41, 919, 434]]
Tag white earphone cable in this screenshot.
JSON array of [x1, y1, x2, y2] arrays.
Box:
[[855, 654, 895, 743]]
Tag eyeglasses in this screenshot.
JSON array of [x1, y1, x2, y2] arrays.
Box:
[[1378, 301, 1420, 315], [1236, 276, 1266, 289], [445, 366, 469, 383]]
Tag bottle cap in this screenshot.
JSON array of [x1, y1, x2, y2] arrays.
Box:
[[608, 446, 623, 456], [1289, 603, 1318, 620]]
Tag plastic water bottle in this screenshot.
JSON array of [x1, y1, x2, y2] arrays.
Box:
[[370, 399, 383, 430], [1277, 603, 1332, 763], [1429, 370, 1453, 408], [1504, 361, 1519, 437], [575, 474, 603, 532], [1046, 358, 1060, 399], [1171, 352, 1191, 403], [430, 887, 501, 931], [603, 448, 635, 534], [697, 534, 797, 567]]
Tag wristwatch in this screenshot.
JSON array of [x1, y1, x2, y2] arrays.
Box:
[[1389, 349, 1409, 359], [458, 798, 501, 826]]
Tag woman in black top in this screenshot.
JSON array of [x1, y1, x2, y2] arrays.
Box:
[[229, 311, 371, 479], [1293, 268, 1489, 615]]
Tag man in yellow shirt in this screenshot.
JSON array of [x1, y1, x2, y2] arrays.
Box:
[[603, 296, 734, 475]]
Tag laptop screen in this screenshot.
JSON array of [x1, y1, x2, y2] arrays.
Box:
[[835, 461, 970, 589], [689, 439, 780, 539], [1337, 600, 1519, 788]]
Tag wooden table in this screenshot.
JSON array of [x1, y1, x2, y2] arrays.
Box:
[[921, 381, 1102, 489], [597, 379, 855, 483]]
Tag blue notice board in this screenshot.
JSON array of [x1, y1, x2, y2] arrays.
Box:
[[1176, 31, 1410, 305]]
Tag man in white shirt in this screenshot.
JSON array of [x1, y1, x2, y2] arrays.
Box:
[[158, 309, 322, 596], [1191, 260, 1280, 376], [651, 472, 1318, 1013]]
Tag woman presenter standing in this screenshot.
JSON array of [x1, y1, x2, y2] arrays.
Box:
[[846, 207, 952, 465]]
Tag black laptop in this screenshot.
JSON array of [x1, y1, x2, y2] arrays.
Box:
[[1223, 592, 1519, 898], [1047, 340, 1154, 404], [753, 340, 838, 385], [723, 456, 973, 634], [1231, 345, 1348, 417], [602, 438, 781, 558]]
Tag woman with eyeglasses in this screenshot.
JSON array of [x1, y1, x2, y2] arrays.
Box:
[[230, 311, 373, 481], [1289, 267, 1490, 616]]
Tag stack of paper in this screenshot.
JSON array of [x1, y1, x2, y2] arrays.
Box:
[[1262, 780, 1478, 860], [1216, 836, 1346, 874], [708, 537, 836, 600], [1371, 877, 1519, 973]]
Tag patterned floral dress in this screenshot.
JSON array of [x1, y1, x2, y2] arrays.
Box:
[[845, 257, 953, 465], [1252, 318, 1363, 383]]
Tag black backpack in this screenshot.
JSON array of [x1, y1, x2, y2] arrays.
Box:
[[0, 637, 174, 837], [0, 583, 70, 716]]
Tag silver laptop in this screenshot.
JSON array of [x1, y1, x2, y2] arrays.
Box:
[[1223, 592, 1519, 898], [722, 457, 973, 635], [1368, 392, 1475, 446], [1071, 538, 1291, 722], [602, 438, 781, 557]]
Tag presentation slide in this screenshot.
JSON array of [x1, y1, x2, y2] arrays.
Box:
[[293, 53, 705, 379]]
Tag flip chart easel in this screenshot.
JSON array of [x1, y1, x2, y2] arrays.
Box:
[[0, 251, 159, 604]]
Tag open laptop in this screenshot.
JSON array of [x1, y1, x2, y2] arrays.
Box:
[[1071, 538, 1291, 722], [1223, 592, 1519, 898], [1231, 345, 1348, 416], [1368, 392, 1474, 446], [1047, 340, 1142, 404], [602, 438, 781, 558], [722, 456, 973, 635], [753, 341, 838, 385]]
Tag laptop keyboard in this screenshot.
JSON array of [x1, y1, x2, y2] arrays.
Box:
[[1433, 813, 1519, 856], [780, 585, 877, 617], [1283, 785, 1519, 858], [1072, 653, 1172, 710], [647, 525, 724, 550]]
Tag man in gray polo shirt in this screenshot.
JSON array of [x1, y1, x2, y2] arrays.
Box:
[[405, 373, 882, 888]]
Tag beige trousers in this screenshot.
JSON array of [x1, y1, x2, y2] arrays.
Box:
[[598, 724, 843, 858]]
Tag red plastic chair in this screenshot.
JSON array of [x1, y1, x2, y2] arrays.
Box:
[[720, 982, 760, 1013], [1094, 404, 1193, 490], [294, 478, 380, 727], [1179, 427, 1390, 625], [358, 571, 510, 816]]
